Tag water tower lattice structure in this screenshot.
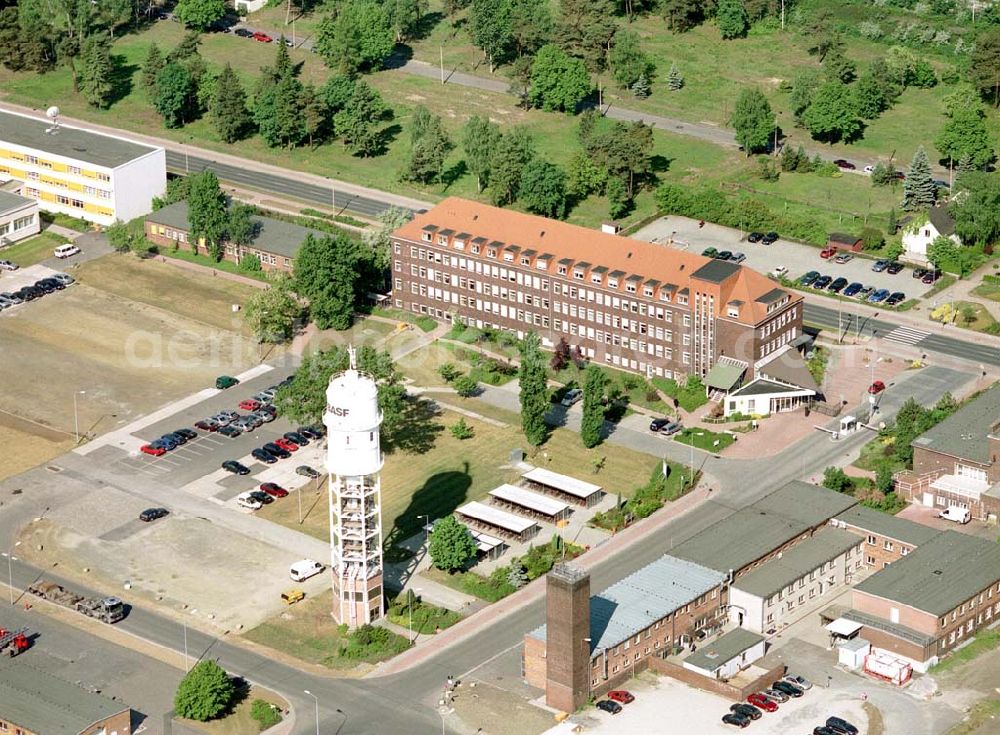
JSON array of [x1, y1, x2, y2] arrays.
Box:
[[323, 346, 384, 627]]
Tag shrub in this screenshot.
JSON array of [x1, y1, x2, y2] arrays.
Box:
[[450, 417, 474, 439], [174, 661, 235, 722], [238, 253, 263, 272], [438, 363, 462, 382], [861, 227, 885, 250], [452, 375, 479, 397]]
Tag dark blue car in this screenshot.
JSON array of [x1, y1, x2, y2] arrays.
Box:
[[843, 282, 863, 297], [868, 288, 890, 303]]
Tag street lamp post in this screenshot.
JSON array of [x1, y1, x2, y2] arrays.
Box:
[[418, 515, 430, 547], [73, 390, 86, 443], [304, 690, 319, 735], [7, 541, 21, 605]]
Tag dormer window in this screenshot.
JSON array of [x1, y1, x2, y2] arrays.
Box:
[[471, 244, 481, 254], [437, 235, 448, 245], [558, 266, 568, 275], [728, 306, 739, 318], [625, 282, 636, 293], [521, 256, 531, 266], [487, 249, 497, 258], [573, 269, 585, 280], [591, 274, 603, 285], [504, 251, 514, 262], [608, 278, 618, 288], [537, 260, 548, 270], [660, 291, 671, 302], [454, 240, 465, 251], [421, 232, 432, 242], [644, 288, 654, 297]]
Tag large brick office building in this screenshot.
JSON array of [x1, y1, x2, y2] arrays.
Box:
[[391, 198, 803, 383]]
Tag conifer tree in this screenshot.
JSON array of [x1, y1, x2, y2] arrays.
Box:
[[210, 63, 251, 143]]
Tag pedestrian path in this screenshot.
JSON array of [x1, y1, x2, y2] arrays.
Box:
[[882, 326, 931, 346]]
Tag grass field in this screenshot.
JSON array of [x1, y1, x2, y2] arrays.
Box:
[[74, 254, 260, 333], [177, 685, 286, 735], [931, 630, 1000, 675], [0, 231, 70, 267], [156, 246, 269, 282], [674, 427, 735, 452], [259, 401, 658, 546], [971, 282, 1000, 302], [944, 301, 999, 334]]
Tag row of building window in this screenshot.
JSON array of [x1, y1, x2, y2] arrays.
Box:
[[3, 152, 109, 182], [939, 584, 1000, 627], [0, 214, 35, 236]]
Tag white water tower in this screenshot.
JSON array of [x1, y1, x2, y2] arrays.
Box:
[[323, 346, 385, 627]]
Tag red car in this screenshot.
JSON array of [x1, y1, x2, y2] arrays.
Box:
[[140, 444, 166, 456], [260, 482, 289, 498], [868, 380, 885, 394], [820, 246, 837, 259], [747, 693, 777, 712], [253, 31, 272, 42], [239, 399, 262, 411], [274, 437, 298, 452], [607, 690, 634, 704]]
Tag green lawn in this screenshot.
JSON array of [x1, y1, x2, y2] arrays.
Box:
[[971, 281, 1000, 302], [0, 231, 70, 267], [931, 630, 1000, 674], [935, 301, 1000, 335], [673, 427, 734, 452]]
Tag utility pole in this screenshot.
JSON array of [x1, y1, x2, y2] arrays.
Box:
[[440, 46, 445, 84]]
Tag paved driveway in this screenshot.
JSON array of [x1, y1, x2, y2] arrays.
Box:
[[632, 216, 922, 300]]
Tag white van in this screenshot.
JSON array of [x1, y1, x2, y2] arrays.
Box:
[[53, 244, 81, 259], [289, 559, 323, 582], [939, 506, 971, 524]]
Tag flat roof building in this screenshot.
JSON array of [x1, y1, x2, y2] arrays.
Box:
[[0, 109, 165, 226], [831, 504, 942, 569], [392, 198, 803, 385], [0, 189, 40, 245], [0, 660, 132, 735], [520, 467, 604, 507]]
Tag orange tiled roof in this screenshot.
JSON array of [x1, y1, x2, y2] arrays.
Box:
[[394, 198, 798, 325]]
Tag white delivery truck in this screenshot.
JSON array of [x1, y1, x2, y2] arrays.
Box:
[[289, 559, 324, 582], [939, 506, 971, 524]]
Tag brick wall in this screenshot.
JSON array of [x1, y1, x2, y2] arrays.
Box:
[[647, 659, 787, 702], [144, 221, 293, 273], [523, 635, 547, 690], [841, 524, 917, 569], [82, 709, 131, 735]]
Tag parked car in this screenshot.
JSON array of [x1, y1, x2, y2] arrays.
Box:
[[194, 419, 219, 432], [871, 260, 889, 272], [173, 428, 198, 440], [234, 27, 253, 37], [560, 388, 583, 407], [210, 412, 233, 426], [252, 410, 275, 424], [53, 244, 81, 259], [729, 251, 746, 263], [722, 712, 750, 728], [834, 252, 854, 264], [607, 690, 634, 704], [863, 164, 875, 174], [922, 269, 941, 284], [650, 417, 671, 432], [820, 246, 837, 259], [701, 247, 718, 258], [162, 431, 187, 445], [868, 288, 890, 303], [913, 267, 929, 279], [761, 688, 788, 703], [51, 273, 74, 286], [222, 460, 250, 475], [886, 261, 904, 274], [274, 437, 299, 452], [216, 375, 240, 389], [251, 448, 278, 464], [813, 275, 832, 290], [747, 693, 777, 712], [769, 266, 788, 278], [843, 282, 863, 297], [783, 674, 812, 690], [595, 700, 622, 715], [799, 270, 820, 286], [730, 703, 762, 720], [856, 285, 874, 299], [813, 728, 841, 735], [297, 465, 322, 478], [660, 421, 683, 436], [217, 425, 242, 438], [139, 507, 169, 522], [253, 31, 273, 42], [0, 259, 18, 271], [715, 250, 733, 261], [747, 232, 763, 243], [761, 231, 779, 245], [299, 427, 322, 440], [826, 716, 858, 735], [771, 680, 804, 697], [885, 291, 906, 306], [892, 170, 906, 180], [833, 159, 856, 170], [868, 380, 886, 394], [239, 399, 262, 412], [248, 490, 274, 505], [828, 277, 849, 293], [263, 442, 290, 459], [283, 431, 309, 446], [236, 492, 262, 510], [1, 292, 21, 304], [253, 391, 272, 404], [303, 424, 325, 437], [260, 482, 289, 498], [140, 444, 166, 457]]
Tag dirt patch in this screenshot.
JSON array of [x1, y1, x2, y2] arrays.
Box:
[[863, 701, 885, 735], [451, 679, 555, 735], [0, 415, 74, 482]]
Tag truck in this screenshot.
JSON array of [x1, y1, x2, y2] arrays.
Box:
[[26, 581, 126, 624], [0, 626, 30, 657]]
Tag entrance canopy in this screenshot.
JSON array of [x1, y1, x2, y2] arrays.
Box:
[[705, 361, 745, 391], [826, 617, 863, 637]]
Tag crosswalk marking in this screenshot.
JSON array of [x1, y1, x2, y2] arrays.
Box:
[[883, 326, 930, 345]]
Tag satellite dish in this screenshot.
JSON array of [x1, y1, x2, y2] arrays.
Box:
[[46, 106, 60, 119]]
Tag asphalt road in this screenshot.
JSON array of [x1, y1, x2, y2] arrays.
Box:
[[164, 150, 422, 219], [803, 302, 1000, 367]]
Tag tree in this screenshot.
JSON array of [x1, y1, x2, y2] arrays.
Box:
[[960, 304, 977, 327], [187, 171, 228, 260], [469, 0, 513, 72], [949, 172, 1000, 247], [580, 118, 653, 198], [789, 68, 822, 122], [860, 226, 884, 251], [210, 64, 251, 143], [519, 159, 568, 218], [153, 177, 191, 211], [78, 34, 114, 109], [822, 47, 856, 84], [926, 236, 957, 270], [667, 62, 683, 91], [510, 0, 552, 57], [887, 207, 898, 235], [362, 206, 411, 273], [934, 108, 995, 171], [334, 81, 389, 156], [314, 0, 394, 76], [552, 0, 615, 73], [255, 73, 306, 149], [902, 147, 936, 211], [153, 62, 196, 128], [580, 364, 607, 448], [107, 220, 132, 252], [804, 8, 841, 61], [853, 69, 888, 120], [609, 29, 652, 90], [294, 233, 359, 329], [518, 332, 549, 446], [874, 464, 894, 495], [969, 28, 1000, 106], [802, 81, 862, 143], [227, 202, 257, 246], [606, 176, 629, 218], [869, 161, 894, 187], [450, 417, 475, 439], [167, 31, 203, 63], [631, 73, 651, 99], [660, 0, 703, 32], [300, 84, 325, 147], [428, 516, 477, 572], [244, 279, 301, 343], [529, 44, 591, 113], [489, 127, 535, 206], [401, 107, 454, 184], [386, 0, 423, 43], [175, 0, 225, 30], [463, 116, 502, 192], [141, 43, 164, 95], [716, 0, 748, 39], [174, 660, 234, 721], [822, 466, 852, 493], [729, 87, 774, 156], [453, 375, 479, 397]]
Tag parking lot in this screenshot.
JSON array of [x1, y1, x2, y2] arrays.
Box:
[[632, 216, 925, 302], [0, 262, 67, 295]]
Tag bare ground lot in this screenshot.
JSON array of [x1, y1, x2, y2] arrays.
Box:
[[0, 411, 74, 482]]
